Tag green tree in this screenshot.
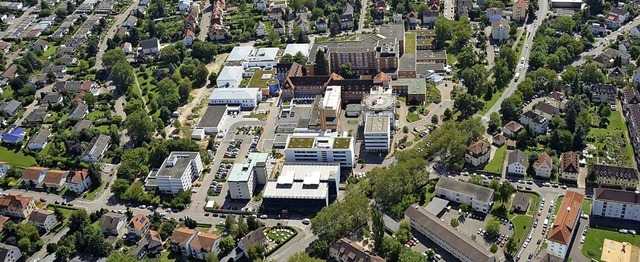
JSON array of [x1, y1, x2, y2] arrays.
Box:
[[160, 45, 181, 65], [311, 188, 370, 242], [551, 129, 574, 152], [454, 93, 484, 118], [380, 236, 402, 260], [110, 61, 135, 92], [339, 62, 353, 78], [488, 112, 502, 133], [314, 49, 329, 75], [125, 109, 155, 145], [219, 236, 236, 254], [102, 49, 127, 70], [68, 209, 90, 233], [499, 45, 518, 72], [493, 58, 512, 88], [157, 78, 180, 111], [402, 126, 409, 134], [500, 95, 523, 121], [399, 247, 426, 262], [435, 17, 453, 48], [372, 209, 385, 253], [288, 252, 324, 262], [450, 218, 459, 227], [393, 221, 413, 244], [179, 77, 192, 102], [561, 66, 580, 85], [431, 115, 439, 125], [193, 64, 210, 88], [581, 62, 605, 85], [490, 243, 498, 253], [205, 252, 219, 262], [158, 220, 177, 239], [111, 178, 130, 196], [424, 118, 485, 170], [456, 46, 476, 69], [485, 217, 501, 238]]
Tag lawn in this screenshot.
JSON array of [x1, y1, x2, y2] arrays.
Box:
[[425, 83, 441, 103], [447, 52, 457, 65], [196, 223, 212, 232], [244, 113, 268, 121], [333, 138, 351, 149], [478, 88, 505, 115], [0, 146, 36, 168], [247, 69, 276, 88], [407, 112, 421, 122], [510, 215, 534, 246], [46, 204, 80, 222], [582, 199, 592, 215], [588, 105, 634, 167], [482, 145, 506, 174], [42, 45, 59, 58], [554, 196, 564, 215], [526, 193, 539, 216], [287, 137, 314, 148], [582, 228, 640, 260], [85, 185, 101, 200], [405, 32, 416, 54]]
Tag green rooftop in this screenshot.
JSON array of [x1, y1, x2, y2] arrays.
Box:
[[288, 137, 315, 148], [248, 69, 276, 88], [405, 32, 416, 54], [333, 138, 351, 149]]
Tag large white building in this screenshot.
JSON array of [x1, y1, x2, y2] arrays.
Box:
[[216, 66, 244, 88], [405, 204, 496, 262], [226, 46, 281, 68], [208, 88, 262, 109], [262, 163, 340, 211], [592, 188, 640, 222], [435, 177, 494, 213], [145, 152, 203, 195], [227, 153, 270, 199], [547, 191, 584, 259], [362, 86, 397, 128], [284, 132, 355, 167], [364, 115, 390, 152]]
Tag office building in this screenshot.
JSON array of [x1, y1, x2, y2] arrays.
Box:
[[435, 177, 494, 213], [227, 153, 270, 199], [592, 188, 640, 222], [364, 115, 390, 152], [405, 204, 496, 262], [145, 152, 203, 195], [284, 132, 355, 167], [262, 163, 340, 211]]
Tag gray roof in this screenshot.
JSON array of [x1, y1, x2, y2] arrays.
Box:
[[508, 150, 527, 166], [594, 188, 640, 204], [424, 197, 449, 215], [141, 38, 160, 50], [405, 204, 496, 262], [0, 100, 21, 114], [41, 92, 63, 105], [153, 152, 200, 179], [69, 103, 88, 118], [0, 243, 21, 262], [198, 105, 227, 128], [83, 134, 110, 159], [510, 192, 531, 212], [73, 119, 93, 131], [399, 54, 416, 71], [436, 177, 494, 203], [29, 129, 51, 145], [26, 108, 48, 124], [239, 229, 266, 250], [533, 250, 563, 262], [99, 212, 126, 231]]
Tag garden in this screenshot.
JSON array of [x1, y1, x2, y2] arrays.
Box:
[[265, 226, 297, 254], [586, 105, 634, 167]]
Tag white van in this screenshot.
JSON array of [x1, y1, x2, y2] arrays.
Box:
[[302, 218, 311, 225]]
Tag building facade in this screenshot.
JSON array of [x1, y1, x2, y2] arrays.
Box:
[[364, 115, 390, 152], [145, 152, 203, 195], [547, 191, 584, 258], [435, 177, 494, 213], [284, 133, 355, 167], [227, 153, 269, 200], [592, 188, 640, 222]]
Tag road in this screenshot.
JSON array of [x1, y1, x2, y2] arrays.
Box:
[[198, 0, 212, 41], [93, 0, 139, 70], [571, 17, 640, 68], [480, 0, 549, 126], [357, 0, 368, 31]]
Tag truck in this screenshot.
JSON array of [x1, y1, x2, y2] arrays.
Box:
[[514, 72, 520, 79]]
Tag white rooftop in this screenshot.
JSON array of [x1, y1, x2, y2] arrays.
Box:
[[227, 46, 254, 62], [263, 163, 340, 200], [217, 66, 244, 81], [209, 87, 259, 101], [248, 48, 279, 62], [283, 44, 310, 58], [322, 86, 341, 110]]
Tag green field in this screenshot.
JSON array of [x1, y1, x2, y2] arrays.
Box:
[[425, 83, 441, 103], [582, 199, 592, 215], [405, 32, 416, 54], [482, 145, 506, 174], [0, 146, 36, 168], [510, 215, 534, 246], [407, 112, 421, 122], [587, 105, 634, 167], [554, 196, 564, 215], [46, 204, 80, 222], [248, 69, 276, 88], [582, 228, 640, 260], [526, 193, 539, 216]]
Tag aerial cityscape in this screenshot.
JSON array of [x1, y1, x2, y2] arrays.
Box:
[[0, 0, 639, 261]]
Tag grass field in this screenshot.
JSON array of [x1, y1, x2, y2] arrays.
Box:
[[554, 196, 564, 215], [526, 193, 539, 216], [582, 228, 640, 260], [248, 69, 276, 88], [482, 145, 506, 174], [425, 83, 441, 103], [0, 146, 36, 168], [588, 105, 634, 167], [405, 32, 416, 54], [478, 88, 505, 115], [447, 53, 457, 65], [46, 204, 80, 222], [407, 112, 421, 122], [582, 199, 592, 215], [510, 215, 534, 246]]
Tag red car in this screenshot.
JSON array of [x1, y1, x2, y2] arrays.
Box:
[[538, 210, 542, 216], [39, 197, 47, 202]]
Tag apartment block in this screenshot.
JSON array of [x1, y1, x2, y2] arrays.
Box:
[[592, 188, 640, 222], [435, 177, 494, 213]]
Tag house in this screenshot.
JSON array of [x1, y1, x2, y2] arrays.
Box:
[[140, 38, 161, 55], [619, 39, 633, 53], [609, 8, 630, 23], [435, 177, 494, 213], [268, 7, 284, 20], [534, 152, 553, 178], [507, 150, 528, 176], [30, 39, 49, 52], [0, 42, 11, 53], [560, 151, 580, 181], [188, 232, 220, 260], [486, 8, 503, 22], [67, 169, 91, 194], [183, 29, 196, 46], [592, 188, 640, 222], [0, 215, 9, 231], [0, 243, 22, 262], [0, 162, 9, 179], [589, 164, 639, 190], [407, 11, 420, 24], [510, 192, 531, 213], [290, 16, 309, 34], [0, 100, 22, 117], [40, 92, 64, 106], [132, 230, 163, 259], [457, 0, 473, 18], [631, 24, 640, 38], [273, 19, 286, 34], [58, 55, 78, 66], [0, 194, 36, 218], [296, 6, 310, 18], [1, 64, 18, 82], [534, 102, 560, 119], [99, 212, 127, 236], [1, 127, 26, 144], [422, 10, 439, 24], [122, 42, 133, 54], [590, 22, 606, 36], [595, 48, 631, 66], [208, 24, 228, 40], [633, 67, 640, 86], [253, 0, 268, 9], [144, 151, 203, 195], [68, 103, 88, 120], [123, 15, 138, 28], [238, 229, 267, 258], [547, 191, 584, 258], [520, 111, 548, 135], [171, 227, 198, 256], [605, 13, 622, 29], [491, 18, 510, 42], [492, 134, 505, 147], [608, 66, 625, 80], [591, 84, 617, 104], [26, 74, 49, 88], [512, 0, 528, 21], [465, 140, 491, 167], [128, 214, 150, 238], [42, 170, 69, 191], [22, 167, 48, 185], [42, 65, 67, 78], [255, 21, 266, 37], [28, 209, 57, 232], [339, 13, 354, 30], [82, 134, 110, 163], [27, 129, 51, 151], [73, 119, 93, 132], [329, 238, 385, 262], [315, 17, 328, 31]]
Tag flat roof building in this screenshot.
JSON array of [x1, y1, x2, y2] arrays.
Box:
[[405, 204, 496, 262], [262, 162, 340, 211], [145, 152, 203, 195], [216, 66, 244, 88], [364, 115, 390, 152], [435, 177, 494, 213], [227, 153, 270, 199], [208, 88, 262, 109], [196, 105, 236, 135], [284, 132, 355, 167]]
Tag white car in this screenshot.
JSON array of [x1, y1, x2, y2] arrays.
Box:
[[580, 236, 585, 244], [302, 218, 311, 225]]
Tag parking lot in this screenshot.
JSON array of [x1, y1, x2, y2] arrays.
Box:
[[439, 206, 512, 257]]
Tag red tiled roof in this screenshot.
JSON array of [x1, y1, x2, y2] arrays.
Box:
[[547, 191, 584, 245]]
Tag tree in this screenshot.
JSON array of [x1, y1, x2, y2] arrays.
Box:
[[111, 178, 129, 196], [125, 109, 155, 145], [315, 49, 329, 75], [158, 220, 177, 239], [157, 78, 180, 111], [393, 221, 413, 244], [551, 129, 574, 152], [247, 216, 261, 230], [288, 252, 324, 262], [424, 118, 485, 170], [68, 209, 90, 233], [102, 49, 127, 70], [581, 62, 605, 85], [485, 217, 501, 238], [431, 115, 439, 125], [311, 188, 370, 242], [247, 244, 265, 260], [500, 95, 523, 121], [402, 126, 409, 134], [450, 218, 459, 227], [372, 209, 385, 253], [339, 62, 353, 78], [435, 17, 453, 48], [192, 41, 217, 62], [490, 243, 498, 253], [488, 112, 502, 133], [398, 247, 426, 262], [460, 65, 489, 96], [493, 58, 512, 88], [160, 45, 181, 65], [457, 46, 476, 69], [53, 207, 65, 223], [193, 64, 209, 88], [110, 61, 135, 92], [561, 66, 580, 86], [499, 45, 518, 72], [380, 236, 402, 260], [454, 93, 484, 118], [504, 238, 518, 258], [219, 236, 236, 254], [205, 253, 219, 262]]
